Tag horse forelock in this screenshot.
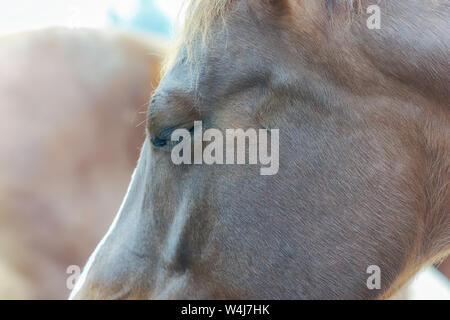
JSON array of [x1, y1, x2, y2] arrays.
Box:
[[162, 0, 365, 74]]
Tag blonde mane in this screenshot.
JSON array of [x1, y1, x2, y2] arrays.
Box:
[[161, 0, 235, 74], [182, 0, 235, 46]]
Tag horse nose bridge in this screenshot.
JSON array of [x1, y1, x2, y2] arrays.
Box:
[[70, 242, 155, 299]]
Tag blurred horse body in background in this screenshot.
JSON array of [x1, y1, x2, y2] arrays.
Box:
[[0, 28, 164, 299]]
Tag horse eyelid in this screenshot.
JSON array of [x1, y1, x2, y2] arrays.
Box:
[[159, 123, 195, 140]]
